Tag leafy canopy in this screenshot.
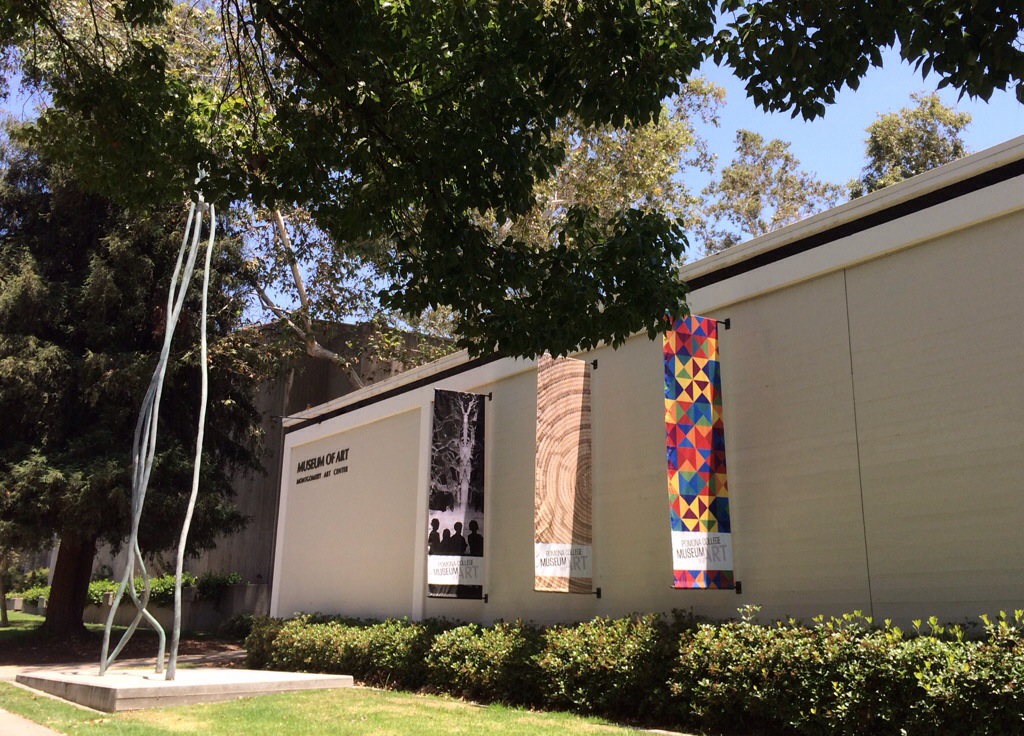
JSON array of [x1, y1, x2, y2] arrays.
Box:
[[0, 131, 271, 558], [699, 130, 842, 254], [850, 92, 972, 197], [2, 0, 1022, 355]]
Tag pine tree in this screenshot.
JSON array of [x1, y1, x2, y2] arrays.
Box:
[[0, 132, 271, 636]]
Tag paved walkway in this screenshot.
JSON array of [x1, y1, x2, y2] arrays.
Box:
[[0, 650, 248, 735], [0, 706, 64, 735]]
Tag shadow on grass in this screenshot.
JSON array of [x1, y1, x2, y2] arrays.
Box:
[[0, 611, 243, 667]]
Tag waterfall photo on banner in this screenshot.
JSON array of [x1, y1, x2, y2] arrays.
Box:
[[427, 389, 486, 599]]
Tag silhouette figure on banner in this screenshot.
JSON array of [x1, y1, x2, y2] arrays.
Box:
[[428, 520, 484, 556], [428, 519, 441, 554], [468, 520, 483, 556], [451, 522, 468, 555]]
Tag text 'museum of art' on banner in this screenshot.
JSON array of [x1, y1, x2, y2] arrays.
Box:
[[664, 316, 734, 589], [427, 389, 486, 599], [534, 354, 593, 593]]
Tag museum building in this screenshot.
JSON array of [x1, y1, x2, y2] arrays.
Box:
[[270, 135, 1024, 627]]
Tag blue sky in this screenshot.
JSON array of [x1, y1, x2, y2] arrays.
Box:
[[695, 48, 1024, 191]]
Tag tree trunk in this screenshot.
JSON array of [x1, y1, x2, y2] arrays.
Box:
[[42, 531, 96, 637], [0, 551, 8, 628]]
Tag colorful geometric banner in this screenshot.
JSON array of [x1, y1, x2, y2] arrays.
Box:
[[664, 316, 734, 590], [534, 354, 593, 593], [427, 389, 486, 599]]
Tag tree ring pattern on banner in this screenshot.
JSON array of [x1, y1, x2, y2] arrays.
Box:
[[534, 354, 593, 593]]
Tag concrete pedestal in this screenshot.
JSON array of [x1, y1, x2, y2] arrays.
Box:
[[16, 668, 353, 712]]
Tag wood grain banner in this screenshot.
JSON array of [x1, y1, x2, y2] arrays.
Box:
[[534, 353, 593, 593]]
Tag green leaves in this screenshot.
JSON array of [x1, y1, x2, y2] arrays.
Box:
[[699, 129, 843, 255], [384, 205, 689, 358], [851, 92, 971, 197], [719, 1, 1024, 120], [4, 0, 1023, 361], [0, 134, 269, 558]]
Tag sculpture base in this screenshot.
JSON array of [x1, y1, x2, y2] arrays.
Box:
[[16, 667, 353, 712]]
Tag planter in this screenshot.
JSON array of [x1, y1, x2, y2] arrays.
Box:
[[21, 598, 46, 616], [80, 583, 270, 632]]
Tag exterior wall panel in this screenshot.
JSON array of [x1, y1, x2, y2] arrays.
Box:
[[274, 409, 421, 618], [847, 214, 1024, 621], [708, 272, 872, 620]]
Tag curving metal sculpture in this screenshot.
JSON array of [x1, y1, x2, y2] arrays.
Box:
[[100, 178, 216, 680]]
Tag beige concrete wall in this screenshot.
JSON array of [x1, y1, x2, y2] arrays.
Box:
[[274, 409, 422, 618], [847, 213, 1024, 622], [699, 273, 873, 620]]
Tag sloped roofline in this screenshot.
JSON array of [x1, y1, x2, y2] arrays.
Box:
[[284, 134, 1024, 432]]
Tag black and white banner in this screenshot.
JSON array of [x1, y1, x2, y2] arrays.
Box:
[[427, 390, 485, 599]]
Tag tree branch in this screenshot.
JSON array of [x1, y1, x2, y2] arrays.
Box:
[[269, 209, 365, 389]]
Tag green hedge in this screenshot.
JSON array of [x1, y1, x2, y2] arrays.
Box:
[[246, 607, 1024, 735], [671, 608, 1024, 735], [264, 615, 453, 689], [5, 572, 236, 607], [537, 613, 678, 719], [427, 621, 543, 704], [9, 584, 50, 605]]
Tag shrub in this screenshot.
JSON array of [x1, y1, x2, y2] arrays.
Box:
[[5, 567, 50, 598], [128, 573, 196, 606], [245, 607, 1024, 735], [196, 571, 242, 603], [536, 613, 677, 720], [219, 614, 257, 640], [360, 618, 441, 688], [20, 567, 50, 589], [912, 611, 1024, 736], [268, 616, 371, 676], [261, 616, 449, 689], [70, 574, 209, 607], [86, 579, 119, 605], [669, 609, 1024, 736], [427, 620, 543, 704], [244, 616, 286, 669], [10, 584, 49, 604]]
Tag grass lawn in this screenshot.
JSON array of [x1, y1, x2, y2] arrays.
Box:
[[2, 611, 188, 637], [1, 610, 46, 627], [0, 682, 667, 735]]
